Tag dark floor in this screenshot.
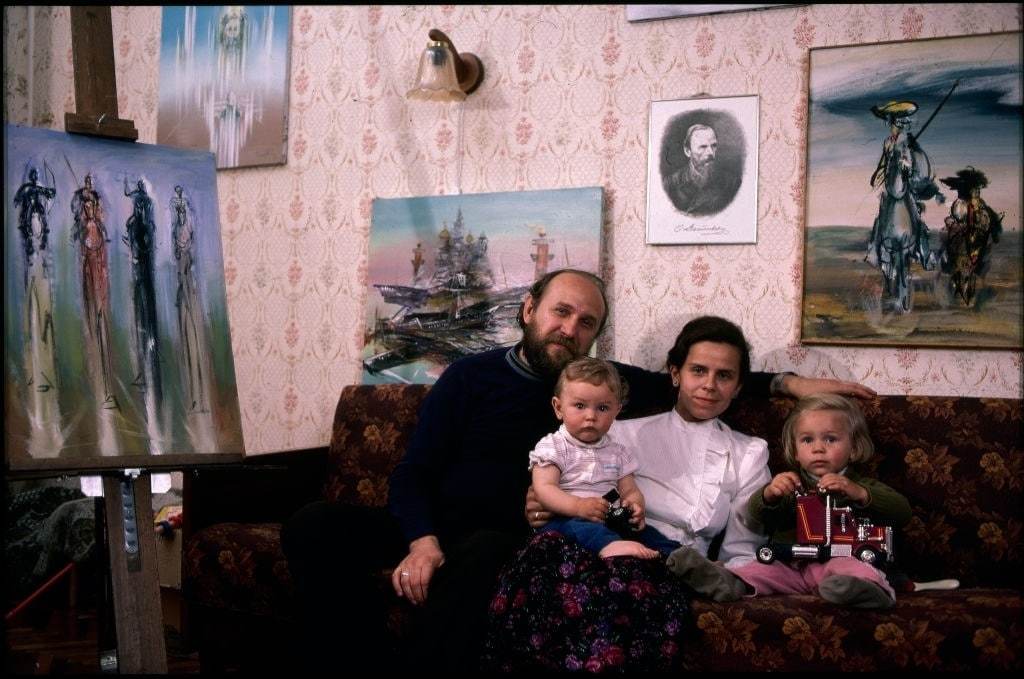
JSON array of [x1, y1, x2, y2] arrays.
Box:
[[5, 607, 199, 675]]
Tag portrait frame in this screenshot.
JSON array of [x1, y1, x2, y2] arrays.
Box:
[[645, 95, 759, 245], [800, 31, 1022, 349]]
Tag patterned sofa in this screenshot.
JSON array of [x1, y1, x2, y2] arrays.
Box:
[[183, 384, 1022, 671]]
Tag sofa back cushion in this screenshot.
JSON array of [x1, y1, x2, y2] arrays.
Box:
[[323, 384, 430, 506], [324, 384, 1021, 587]]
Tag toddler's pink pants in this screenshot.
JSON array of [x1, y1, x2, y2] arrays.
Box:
[[729, 557, 895, 600]]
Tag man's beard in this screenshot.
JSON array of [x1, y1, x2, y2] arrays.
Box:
[[521, 322, 582, 379], [690, 159, 713, 187]]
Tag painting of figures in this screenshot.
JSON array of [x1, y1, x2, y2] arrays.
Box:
[[802, 32, 1022, 349], [363, 188, 604, 384], [4, 124, 244, 472], [158, 6, 291, 169]]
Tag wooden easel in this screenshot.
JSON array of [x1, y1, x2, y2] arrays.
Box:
[[99, 473, 166, 673], [65, 6, 138, 141], [65, 6, 162, 673]]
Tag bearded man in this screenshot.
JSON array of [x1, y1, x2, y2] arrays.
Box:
[[663, 123, 743, 216]]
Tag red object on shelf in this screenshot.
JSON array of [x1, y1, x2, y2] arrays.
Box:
[[5, 562, 76, 623]]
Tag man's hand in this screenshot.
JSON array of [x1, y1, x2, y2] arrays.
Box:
[[763, 471, 802, 504], [525, 486, 552, 529], [780, 375, 876, 400], [392, 535, 445, 606]]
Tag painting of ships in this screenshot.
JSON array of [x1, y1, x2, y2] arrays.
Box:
[[364, 208, 526, 378], [363, 188, 603, 384]]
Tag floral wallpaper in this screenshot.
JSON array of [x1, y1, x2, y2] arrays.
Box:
[[4, 4, 1021, 456]]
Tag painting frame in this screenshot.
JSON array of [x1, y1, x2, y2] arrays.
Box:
[[800, 31, 1023, 350], [4, 123, 244, 473], [626, 4, 799, 22], [645, 95, 759, 245], [362, 187, 604, 385]]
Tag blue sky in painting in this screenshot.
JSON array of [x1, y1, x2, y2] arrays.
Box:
[[807, 33, 1022, 229]]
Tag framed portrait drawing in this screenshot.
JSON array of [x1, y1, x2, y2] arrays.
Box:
[[645, 95, 759, 245], [801, 31, 1022, 349]]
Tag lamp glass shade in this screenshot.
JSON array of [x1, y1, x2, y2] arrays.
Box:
[[407, 41, 466, 102]]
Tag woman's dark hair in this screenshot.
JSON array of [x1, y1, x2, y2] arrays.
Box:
[[666, 315, 750, 383], [515, 268, 610, 335]]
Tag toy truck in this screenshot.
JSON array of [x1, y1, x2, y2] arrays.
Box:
[[755, 489, 894, 566]]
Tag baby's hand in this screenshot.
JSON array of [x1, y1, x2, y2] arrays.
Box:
[[763, 471, 802, 503], [817, 473, 869, 504], [623, 498, 646, 530], [575, 496, 610, 523]]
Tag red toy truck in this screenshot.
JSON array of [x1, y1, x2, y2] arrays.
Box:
[[755, 489, 894, 567]]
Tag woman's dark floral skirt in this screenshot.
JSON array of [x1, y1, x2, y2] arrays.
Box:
[[482, 531, 690, 673]]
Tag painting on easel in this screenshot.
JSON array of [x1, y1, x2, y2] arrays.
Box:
[[4, 124, 244, 471], [157, 5, 292, 169], [363, 188, 604, 384]]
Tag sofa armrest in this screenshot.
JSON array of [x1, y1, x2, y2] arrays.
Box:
[[182, 446, 328, 536]]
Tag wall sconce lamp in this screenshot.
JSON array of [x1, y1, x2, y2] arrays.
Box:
[[407, 29, 484, 102]]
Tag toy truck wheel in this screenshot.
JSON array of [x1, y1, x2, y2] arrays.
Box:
[[757, 545, 776, 564], [855, 546, 878, 564]]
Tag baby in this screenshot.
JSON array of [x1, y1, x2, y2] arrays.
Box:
[[530, 357, 676, 558], [669, 393, 912, 608]]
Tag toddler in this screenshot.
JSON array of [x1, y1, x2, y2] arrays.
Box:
[[530, 357, 677, 558], [669, 393, 912, 608]]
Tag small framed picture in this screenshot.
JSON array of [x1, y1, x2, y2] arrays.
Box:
[[645, 95, 759, 245]]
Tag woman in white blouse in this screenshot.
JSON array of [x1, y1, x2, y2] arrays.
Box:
[[611, 316, 769, 572]]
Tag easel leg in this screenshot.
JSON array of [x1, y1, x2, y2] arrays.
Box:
[[102, 473, 167, 673]]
